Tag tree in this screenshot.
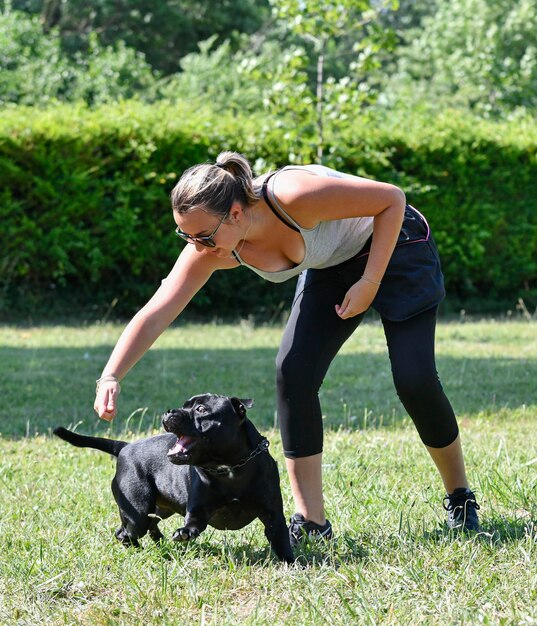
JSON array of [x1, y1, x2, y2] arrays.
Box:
[[159, 1, 400, 163], [4, 0, 271, 74], [386, 0, 537, 116], [0, 7, 72, 105], [267, 0, 399, 160], [0, 8, 156, 106]]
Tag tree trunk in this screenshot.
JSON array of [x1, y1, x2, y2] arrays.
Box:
[[316, 40, 325, 163], [42, 0, 62, 32]]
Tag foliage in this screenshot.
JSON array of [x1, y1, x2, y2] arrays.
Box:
[[158, 36, 309, 121], [0, 102, 296, 319], [69, 34, 158, 106], [2, 0, 537, 121], [385, 0, 537, 117], [0, 9, 157, 106], [0, 8, 73, 105], [161, 1, 401, 162], [4, 0, 270, 75], [265, 0, 399, 160], [272, 0, 370, 36], [379, 0, 438, 31], [1, 102, 536, 320]]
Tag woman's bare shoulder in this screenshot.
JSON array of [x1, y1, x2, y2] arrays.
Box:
[[270, 167, 329, 227], [273, 165, 403, 223]]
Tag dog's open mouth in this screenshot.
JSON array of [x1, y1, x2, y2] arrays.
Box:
[[168, 435, 197, 458]]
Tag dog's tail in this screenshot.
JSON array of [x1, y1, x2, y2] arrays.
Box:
[[53, 427, 128, 457]]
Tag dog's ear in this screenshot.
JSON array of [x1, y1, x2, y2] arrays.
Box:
[[230, 397, 254, 420]]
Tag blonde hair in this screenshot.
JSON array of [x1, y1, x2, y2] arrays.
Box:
[[171, 151, 261, 217]]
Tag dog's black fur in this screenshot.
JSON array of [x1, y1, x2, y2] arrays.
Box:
[[54, 393, 294, 563]]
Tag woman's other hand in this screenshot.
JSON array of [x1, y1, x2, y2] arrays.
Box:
[[335, 279, 380, 319]]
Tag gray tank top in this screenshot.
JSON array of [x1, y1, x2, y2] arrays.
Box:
[[232, 164, 374, 283]]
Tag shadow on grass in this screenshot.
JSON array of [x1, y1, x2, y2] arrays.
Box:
[[146, 535, 295, 568], [291, 534, 369, 568], [2, 344, 536, 439], [103, 523, 369, 568], [96, 518, 535, 569], [423, 516, 535, 544], [290, 517, 537, 566], [150, 534, 369, 569]]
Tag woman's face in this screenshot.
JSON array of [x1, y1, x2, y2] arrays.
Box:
[[174, 205, 243, 257]]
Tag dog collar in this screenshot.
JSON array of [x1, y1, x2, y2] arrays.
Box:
[[200, 438, 269, 475]]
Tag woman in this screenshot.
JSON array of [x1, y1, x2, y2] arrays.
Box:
[[94, 151, 480, 545]]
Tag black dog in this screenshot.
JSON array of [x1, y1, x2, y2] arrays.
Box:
[[54, 393, 294, 563]]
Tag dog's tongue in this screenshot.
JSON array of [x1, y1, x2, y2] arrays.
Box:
[[168, 436, 196, 456]]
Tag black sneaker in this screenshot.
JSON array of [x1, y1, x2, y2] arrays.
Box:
[[443, 488, 481, 531], [289, 513, 333, 547]]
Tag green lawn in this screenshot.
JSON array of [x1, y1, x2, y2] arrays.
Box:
[[0, 319, 536, 625]]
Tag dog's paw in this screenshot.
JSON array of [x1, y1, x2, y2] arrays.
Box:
[[172, 527, 200, 542]]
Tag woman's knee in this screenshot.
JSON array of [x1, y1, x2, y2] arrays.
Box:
[[392, 366, 459, 447], [276, 349, 323, 397], [392, 365, 441, 406]]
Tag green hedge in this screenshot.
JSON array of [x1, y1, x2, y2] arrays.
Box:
[[1, 102, 536, 320]]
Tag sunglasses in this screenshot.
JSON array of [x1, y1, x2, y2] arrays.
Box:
[[174, 210, 229, 248]]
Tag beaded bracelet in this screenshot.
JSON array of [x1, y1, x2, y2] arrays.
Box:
[[96, 374, 121, 395], [361, 275, 382, 286]]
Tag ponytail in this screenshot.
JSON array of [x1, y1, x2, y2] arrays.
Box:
[[171, 151, 262, 217]]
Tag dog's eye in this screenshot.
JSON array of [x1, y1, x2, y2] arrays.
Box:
[[196, 405, 207, 414]]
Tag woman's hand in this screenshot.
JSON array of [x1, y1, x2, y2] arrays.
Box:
[[335, 279, 380, 319], [94, 377, 121, 421]]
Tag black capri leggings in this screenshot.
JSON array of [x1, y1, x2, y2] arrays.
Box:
[[276, 251, 459, 458]]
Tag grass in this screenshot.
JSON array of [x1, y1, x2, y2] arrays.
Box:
[[0, 318, 536, 625]]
